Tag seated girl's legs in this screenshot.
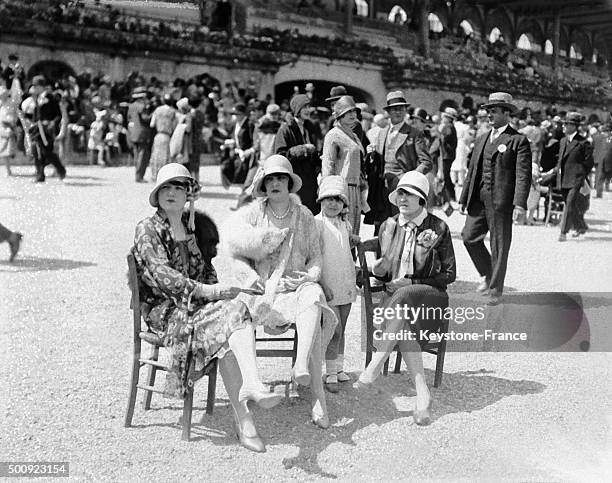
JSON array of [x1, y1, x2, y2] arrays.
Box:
[[292, 284, 324, 384], [360, 284, 447, 385]]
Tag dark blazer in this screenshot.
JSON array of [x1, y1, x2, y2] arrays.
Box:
[[234, 118, 253, 151], [375, 122, 433, 177], [378, 213, 456, 291], [127, 100, 152, 144], [556, 134, 594, 188], [459, 125, 532, 212], [274, 118, 321, 214]]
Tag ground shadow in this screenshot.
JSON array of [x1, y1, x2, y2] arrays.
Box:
[[172, 368, 546, 478], [0, 256, 96, 272]]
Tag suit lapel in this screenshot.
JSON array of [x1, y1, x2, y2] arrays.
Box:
[[378, 125, 390, 154], [472, 130, 489, 162]]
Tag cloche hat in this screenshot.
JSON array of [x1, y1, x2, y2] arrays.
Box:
[[388, 170, 429, 206], [253, 155, 302, 197], [333, 95, 360, 120], [149, 163, 199, 208], [316, 175, 349, 206]]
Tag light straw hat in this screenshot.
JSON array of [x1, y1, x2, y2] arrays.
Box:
[[252, 155, 302, 197], [388, 171, 429, 206], [149, 163, 198, 208], [316, 175, 349, 206]]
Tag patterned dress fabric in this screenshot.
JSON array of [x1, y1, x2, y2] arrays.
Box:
[[133, 210, 249, 397]]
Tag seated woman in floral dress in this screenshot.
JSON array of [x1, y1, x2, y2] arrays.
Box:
[[354, 171, 456, 426], [224, 155, 338, 429], [132, 163, 281, 452]]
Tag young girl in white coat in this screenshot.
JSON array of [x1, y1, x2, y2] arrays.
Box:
[[315, 175, 360, 393]]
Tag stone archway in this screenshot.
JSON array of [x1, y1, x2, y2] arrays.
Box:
[[27, 60, 76, 82]]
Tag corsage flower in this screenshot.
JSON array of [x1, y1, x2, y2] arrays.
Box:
[[416, 229, 439, 248]]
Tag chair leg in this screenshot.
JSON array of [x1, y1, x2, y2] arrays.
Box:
[[181, 384, 194, 442], [393, 349, 402, 374], [124, 340, 141, 427], [434, 342, 447, 388], [143, 345, 159, 410], [205, 360, 218, 415], [291, 330, 298, 367]]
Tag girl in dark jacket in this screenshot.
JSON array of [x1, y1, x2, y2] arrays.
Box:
[[354, 171, 456, 426]]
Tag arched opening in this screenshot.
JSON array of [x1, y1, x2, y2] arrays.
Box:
[[489, 27, 502, 43], [274, 80, 373, 107], [459, 19, 474, 36], [355, 0, 368, 17], [517, 33, 533, 51], [569, 44, 582, 60], [544, 39, 553, 55], [388, 5, 408, 24], [592, 49, 599, 63], [428, 12, 444, 33], [27, 60, 76, 82]]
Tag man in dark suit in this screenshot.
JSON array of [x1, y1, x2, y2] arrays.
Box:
[[459, 92, 531, 305], [554, 112, 594, 241], [29, 76, 67, 183], [127, 86, 152, 182], [370, 91, 432, 217]]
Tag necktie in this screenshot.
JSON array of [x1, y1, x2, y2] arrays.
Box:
[[399, 221, 417, 277]]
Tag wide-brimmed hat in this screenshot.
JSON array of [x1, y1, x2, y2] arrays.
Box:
[[290, 94, 310, 115], [441, 107, 458, 120], [333, 95, 360, 120], [563, 112, 584, 125], [388, 170, 429, 206], [149, 163, 198, 207], [325, 85, 347, 103], [253, 155, 302, 197], [131, 86, 147, 99], [383, 91, 410, 110], [317, 175, 349, 206], [482, 92, 518, 114]]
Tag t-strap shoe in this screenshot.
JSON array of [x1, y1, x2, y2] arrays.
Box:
[[238, 386, 283, 410], [232, 413, 266, 453]]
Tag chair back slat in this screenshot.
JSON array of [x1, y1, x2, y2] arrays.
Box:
[[127, 252, 142, 341]]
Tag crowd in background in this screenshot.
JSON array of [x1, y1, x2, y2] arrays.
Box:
[[2, 49, 611, 221]]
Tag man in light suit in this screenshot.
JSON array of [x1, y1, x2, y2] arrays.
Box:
[[127, 87, 152, 182], [459, 92, 531, 305], [369, 91, 432, 217], [554, 112, 594, 241]]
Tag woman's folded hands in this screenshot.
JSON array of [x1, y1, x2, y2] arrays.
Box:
[[279, 270, 317, 291]]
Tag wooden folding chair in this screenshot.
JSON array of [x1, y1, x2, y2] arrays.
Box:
[[357, 238, 449, 388], [544, 188, 565, 226], [124, 252, 218, 441]]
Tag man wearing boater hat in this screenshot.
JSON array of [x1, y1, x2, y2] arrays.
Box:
[[554, 112, 593, 241], [369, 90, 432, 217], [459, 92, 531, 305]]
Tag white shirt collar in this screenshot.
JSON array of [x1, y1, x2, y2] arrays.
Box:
[[398, 208, 428, 229], [493, 124, 509, 136], [390, 120, 404, 132], [568, 131, 577, 142]]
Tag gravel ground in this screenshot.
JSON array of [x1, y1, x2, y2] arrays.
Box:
[[2, 166, 611, 482]]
